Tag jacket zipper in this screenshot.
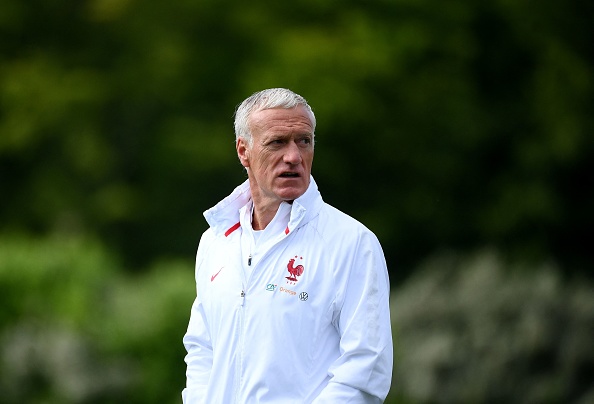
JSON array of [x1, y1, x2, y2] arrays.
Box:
[[234, 222, 298, 402]]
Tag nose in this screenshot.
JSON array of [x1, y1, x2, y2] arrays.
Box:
[[283, 141, 302, 165]]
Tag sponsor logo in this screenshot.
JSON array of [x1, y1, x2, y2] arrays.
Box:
[[279, 286, 297, 296], [285, 256, 304, 285], [266, 283, 277, 291], [273, 285, 309, 302], [211, 267, 223, 282]]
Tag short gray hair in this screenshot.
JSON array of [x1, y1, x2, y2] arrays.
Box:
[[234, 88, 316, 146]]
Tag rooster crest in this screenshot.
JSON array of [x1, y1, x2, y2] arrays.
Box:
[[285, 256, 304, 283]]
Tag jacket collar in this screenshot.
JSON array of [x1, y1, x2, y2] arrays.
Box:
[[204, 176, 323, 237]]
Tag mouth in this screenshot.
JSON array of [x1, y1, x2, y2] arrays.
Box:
[[279, 172, 300, 178]]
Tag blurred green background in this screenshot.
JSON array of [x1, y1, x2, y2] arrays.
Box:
[[1, 0, 592, 402]]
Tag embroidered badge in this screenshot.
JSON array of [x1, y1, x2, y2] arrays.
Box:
[[285, 256, 304, 284]]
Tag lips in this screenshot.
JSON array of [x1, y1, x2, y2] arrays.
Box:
[[279, 172, 300, 178]]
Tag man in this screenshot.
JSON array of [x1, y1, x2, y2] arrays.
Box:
[[182, 88, 393, 403]]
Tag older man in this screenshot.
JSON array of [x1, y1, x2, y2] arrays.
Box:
[[182, 88, 393, 403]]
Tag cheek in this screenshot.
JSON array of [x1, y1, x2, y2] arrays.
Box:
[[303, 151, 314, 167], [259, 149, 281, 163], [253, 150, 276, 171]]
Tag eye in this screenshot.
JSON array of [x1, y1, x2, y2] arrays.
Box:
[[298, 137, 312, 145], [269, 139, 285, 146]]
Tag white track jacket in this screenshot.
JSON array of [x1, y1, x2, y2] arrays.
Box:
[[182, 177, 393, 403]]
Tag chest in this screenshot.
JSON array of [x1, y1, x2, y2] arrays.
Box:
[[198, 234, 339, 327]]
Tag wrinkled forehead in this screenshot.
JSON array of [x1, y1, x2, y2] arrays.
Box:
[[249, 106, 315, 134]]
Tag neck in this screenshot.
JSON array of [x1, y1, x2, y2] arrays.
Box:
[[251, 202, 281, 230], [247, 173, 285, 230]]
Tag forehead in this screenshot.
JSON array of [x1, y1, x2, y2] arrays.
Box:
[[249, 106, 314, 137]]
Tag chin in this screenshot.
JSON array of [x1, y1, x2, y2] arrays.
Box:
[[277, 187, 307, 201]]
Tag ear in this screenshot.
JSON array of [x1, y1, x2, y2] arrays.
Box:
[[237, 138, 250, 168]]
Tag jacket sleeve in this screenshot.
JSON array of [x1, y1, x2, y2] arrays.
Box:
[[182, 297, 212, 403], [181, 234, 213, 404], [312, 231, 393, 403]]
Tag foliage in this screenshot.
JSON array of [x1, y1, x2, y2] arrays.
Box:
[[0, 0, 592, 402], [391, 250, 594, 403], [2, 235, 591, 403], [0, 234, 195, 403], [0, 0, 592, 282]]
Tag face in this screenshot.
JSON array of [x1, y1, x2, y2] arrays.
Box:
[[237, 106, 314, 209]]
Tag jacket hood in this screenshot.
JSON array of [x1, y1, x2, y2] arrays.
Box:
[[203, 175, 323, 237]]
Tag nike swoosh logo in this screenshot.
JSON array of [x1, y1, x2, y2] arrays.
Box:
[[211, 267, 223, 282]]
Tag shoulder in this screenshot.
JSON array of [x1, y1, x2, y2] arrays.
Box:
[[318, 202, 374, 236], [195, 227, 223, 264], [308, 202, 382, 253], [197, 227, 216, 250]]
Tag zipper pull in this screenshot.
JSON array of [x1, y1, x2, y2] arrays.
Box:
[[240, 290, 245, 306], [248, 255, 252, 266]]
